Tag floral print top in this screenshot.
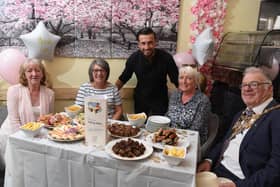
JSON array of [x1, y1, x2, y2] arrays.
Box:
[[166, 90, 211, 144]]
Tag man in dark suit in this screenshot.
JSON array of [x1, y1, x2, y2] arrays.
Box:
[[198, 67, 280, 187]]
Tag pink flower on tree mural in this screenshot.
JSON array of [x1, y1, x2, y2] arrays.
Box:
[[190, 0, 227, 52], [189, 0, 228, 95], [112, 0, 179, 43], [0, 0, 179, 58], [3, 0, 110, 39]]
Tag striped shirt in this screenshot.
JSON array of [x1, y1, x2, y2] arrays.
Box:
[[75, 82, 122, 119]]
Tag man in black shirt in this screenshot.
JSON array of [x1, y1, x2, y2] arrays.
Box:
[[115, 28, 178, 116]]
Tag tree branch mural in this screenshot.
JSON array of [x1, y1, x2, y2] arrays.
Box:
[[0, 0, 179, 58]]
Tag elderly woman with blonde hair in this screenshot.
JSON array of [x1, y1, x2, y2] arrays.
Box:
[[166, 66, 211, 144], [0, 58, 54, 168]]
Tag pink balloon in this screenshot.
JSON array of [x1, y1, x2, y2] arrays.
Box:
[[173, 52, 197, 68], [0, 48, 27, 85]]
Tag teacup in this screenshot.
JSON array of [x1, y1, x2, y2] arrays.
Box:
[[196, 171, 218, 187]]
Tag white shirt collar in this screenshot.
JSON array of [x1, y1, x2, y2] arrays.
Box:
[[251, 97, 273, 115]]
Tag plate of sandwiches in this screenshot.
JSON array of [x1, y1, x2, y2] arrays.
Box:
[[37, 113, 71, 129], [48, 124, 85, 142]]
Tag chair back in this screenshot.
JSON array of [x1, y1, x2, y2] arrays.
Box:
[[201, 113, 219, 158], [0, 105, 8, 126]]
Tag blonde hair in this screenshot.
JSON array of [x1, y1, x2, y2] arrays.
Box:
[[19, 58, 53, 89], [179, 66, 201, 90]]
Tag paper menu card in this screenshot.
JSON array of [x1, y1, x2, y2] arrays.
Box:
[[84, 95, 108, 147]]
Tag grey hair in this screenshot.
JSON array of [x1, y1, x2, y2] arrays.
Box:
[[243, 67, 272, 84], [88, 58, 110, 82], [179, 66, 201, 90]]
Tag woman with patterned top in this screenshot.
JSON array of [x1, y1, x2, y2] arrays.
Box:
[[75, 58, 123, 120], [166, 66, 211, 144]]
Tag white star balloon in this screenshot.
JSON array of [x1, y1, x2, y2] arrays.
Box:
[[20, 21, 61, 60], [192, 27, 214, 66]]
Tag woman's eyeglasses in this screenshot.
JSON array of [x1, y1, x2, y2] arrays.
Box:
[[93, 69, 106, 73]]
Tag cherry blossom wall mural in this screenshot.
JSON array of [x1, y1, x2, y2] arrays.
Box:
[[0, 0, 179, 58], [190, 0, 228, 94]]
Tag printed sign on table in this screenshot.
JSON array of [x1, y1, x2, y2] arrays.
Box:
[[85, 95, 108, 147]]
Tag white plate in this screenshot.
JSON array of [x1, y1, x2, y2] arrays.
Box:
[[145, 123, 169, 132], [47, 135, 84, 142], [145, 133, 190, 150], [108, 128, 143, 138], [108, 119, 130, 125], [105, 138, 153, 161]]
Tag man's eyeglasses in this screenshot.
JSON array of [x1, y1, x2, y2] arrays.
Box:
[[93, 69, 106, 73], [239, 81, 271, 89]]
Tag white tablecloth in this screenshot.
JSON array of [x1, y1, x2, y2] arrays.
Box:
[[4, 127, 198, 187]]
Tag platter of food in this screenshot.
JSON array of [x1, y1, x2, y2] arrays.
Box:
[[145, 128, 190, 150], [48, 135, 84, 142], [105, 138, 153, 161], [107, 123, 142, 138], [37, 113, 71, 129], [48, 124, 85, 142], [73, 113, 85, 125]]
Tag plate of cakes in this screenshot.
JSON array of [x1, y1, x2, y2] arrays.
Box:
[[107, 122, 142, 138], [105, 138, 153, 161]]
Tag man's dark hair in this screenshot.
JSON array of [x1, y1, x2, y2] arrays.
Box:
[[136, 27, 156, 41]]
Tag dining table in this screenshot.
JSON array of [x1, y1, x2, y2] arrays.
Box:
[[4, 120, 199, 187]]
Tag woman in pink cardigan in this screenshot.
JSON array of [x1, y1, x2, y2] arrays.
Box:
[[0, 58, 54, 168]]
